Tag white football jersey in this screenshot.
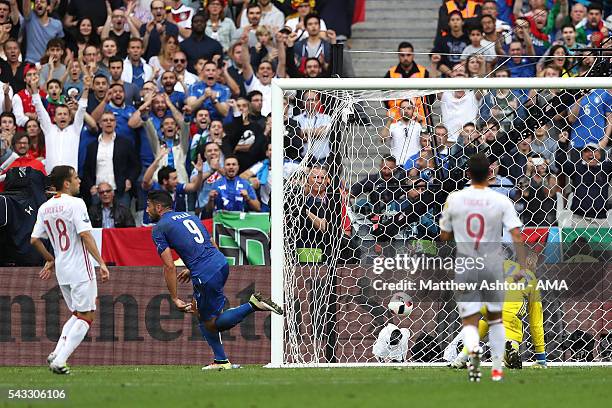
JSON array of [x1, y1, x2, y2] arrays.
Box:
[[32, 194, 95, 285], [439, 186, 522, 258]]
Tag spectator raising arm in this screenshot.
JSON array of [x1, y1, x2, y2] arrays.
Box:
[[240, 29, 254, 82], [142, 146, 168, 190]]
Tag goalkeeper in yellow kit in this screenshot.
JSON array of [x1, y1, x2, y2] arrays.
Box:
[[446, 260, 547, 369]]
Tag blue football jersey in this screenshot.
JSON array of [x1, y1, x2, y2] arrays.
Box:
[[152, 211, 227, 282]]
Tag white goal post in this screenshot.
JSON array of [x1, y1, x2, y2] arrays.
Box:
[[269, 77, 612, 368]]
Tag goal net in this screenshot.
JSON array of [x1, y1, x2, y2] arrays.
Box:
[[269, 77, 612, 367]]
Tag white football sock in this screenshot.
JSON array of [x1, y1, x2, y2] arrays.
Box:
[[462, 324, 480, 354], [489, 319, 505, 371], [53, 318, 90, 366], [52, 315, 78, 356]]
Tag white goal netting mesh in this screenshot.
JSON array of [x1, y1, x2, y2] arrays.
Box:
[[278, 81, 612, 366]]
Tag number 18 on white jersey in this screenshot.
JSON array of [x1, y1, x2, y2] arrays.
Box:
[[31, 194, 95, 285]]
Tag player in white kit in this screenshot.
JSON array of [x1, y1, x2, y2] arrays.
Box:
[[30, 166, 110, 374], [439, 153, 526, 382]]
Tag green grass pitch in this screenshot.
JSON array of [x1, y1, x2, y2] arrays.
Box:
[[0, 366, 609, 407]]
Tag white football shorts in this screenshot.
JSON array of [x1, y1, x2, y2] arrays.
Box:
[[60, 280, 98, 312]]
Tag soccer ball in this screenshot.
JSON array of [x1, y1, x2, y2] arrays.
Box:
[[388, 292, 413, 317]]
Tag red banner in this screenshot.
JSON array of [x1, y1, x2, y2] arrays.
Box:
[[100, 220, 213, 266]]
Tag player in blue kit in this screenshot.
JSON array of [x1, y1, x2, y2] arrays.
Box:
[[147, 190, 283, 370]]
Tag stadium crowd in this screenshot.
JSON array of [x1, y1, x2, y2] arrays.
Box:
[[0, 0, 611, 264]]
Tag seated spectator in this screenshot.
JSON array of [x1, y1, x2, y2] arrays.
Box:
[[122, 38, 154, 90], [38, 39, 67, 88], [436, 0, 482, 41], [460, 26, 496, 70], [0, 39, 27, 92], [32, 73, 90, 173], [380, 100, 422, 167], [205, 0, 237, 53], [23, 0, 64, 63], [518, 154, 559, 226], [140, 0, 180, 61], [186, 61, 230, 121], [438, 64, 482, 142], [12, 65, 47, 128], [240, 31, 275, 116], [224, 97, 267, 173], [568, 88, 612, 149], [148, 34, 179, 75], [88, 182, 136, 229], [25, 118, 45, 159], [286, 1, 328, 42], [101, 1, 141, 59], [557, 140, 612, 228], [180, 12, 223, 73], [206, 155, 261, 213], [82, 111, 140, 207], [538, 45, 572, 77], [432, 11, 470, 76], [295, 90, 331, 164], [0, 111, 15, 147]]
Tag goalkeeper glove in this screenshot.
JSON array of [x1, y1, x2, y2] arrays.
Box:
[[533, 352, 547, 368]]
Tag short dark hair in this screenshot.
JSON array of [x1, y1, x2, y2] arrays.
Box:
[[46, 79, 63, 89], [128, 37, 144, 47], [467, 153, 490, 183], [46, 38, 65, 50], [247, 90, 263, 101], [468, 26, 483, 34], [304, 13, 320, 26], [382, 155, 397, 164], [224, 154, 239, 164], [561, 23, 576, 32], [587, 3, 603, 13], [109, 82, 124, 90], [397, 41, 414, 51], [11, 131, 28, 149], [49, 165, 75, 191], [157, 166, 176, 183], [93, 73, 109, 82], [448, 10, 464, 20], [147, 190, 173, 209], [0, 111, 15, 124], [108, 56, 123, 65]]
